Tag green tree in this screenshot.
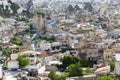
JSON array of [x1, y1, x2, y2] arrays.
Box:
[[42, 35, 55, 42], [50, 35, 55, 41], [97, 75, 112, 80], [68, 63, 82, 77], [86, 67, 92, 73], [17, 55, 30, 68], [109, 60, 115, 71], [4, 5, 10, 17], [49, 35, 55, 42], [2, 48, 10, 57], [0, 4, 10, 17], [61, 56, 79, 68], [48, 69, 56, 80], [42, 36, 48, 40], [35, 9, 45, 18], [116, 25, 120, 29], [89, 19, 94, 22], [34, 38, 41, 43], [10, 3, 20, 15], [80, 59, 94, 67], [11, 37, 23, 46], [60, 48, 68, 53], [22, 10, 33, 18], [48, 70, 68, 80], [56, 73, 68, 80]]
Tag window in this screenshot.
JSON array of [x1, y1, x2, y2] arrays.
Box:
[[31, 60, 34, 62]]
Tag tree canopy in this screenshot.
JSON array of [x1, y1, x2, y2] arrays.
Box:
[[34, 9, 46, 18], [0, 4, 11, 17], [80, 59, 94, 68], [42, 35, 55, 42], [68, 63, 82, 77], [61, 56, 79, 68], [11, 36, 23, 46], [17, 55, 30, 68], [48, 70, 68, 80], [2, 48, 10, 57], [10, 3, 20, 15], [48, 69, 56, 80], [109, 60, 115, 72], [56, 73, 68, 80]]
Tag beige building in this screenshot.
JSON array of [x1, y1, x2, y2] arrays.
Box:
[[8, 54, 19, 69], [115, 54, 120, 76], [103, 49, 115, 59], [33, 14, 45, 35]]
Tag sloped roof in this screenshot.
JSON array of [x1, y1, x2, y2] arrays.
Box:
[[94, 66, 110, 73]]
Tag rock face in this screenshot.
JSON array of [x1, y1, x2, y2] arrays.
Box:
[[10, 0, 120, 7], [44, 0, 120, 5], [1, 0, 120, 14]]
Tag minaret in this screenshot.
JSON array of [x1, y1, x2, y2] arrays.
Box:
[[33, 13, 46, 36]]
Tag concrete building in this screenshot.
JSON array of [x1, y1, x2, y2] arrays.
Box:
[[20, 51, 38, 65], [39, 42, 52, 50], [8, 60, 19, 69], [115, 54, 120, 75], [8, 54, 19, 69], [0, 65, 2, 80], [33, 14, 46, 35]]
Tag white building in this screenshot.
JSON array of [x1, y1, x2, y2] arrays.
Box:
[[71, 40, 79, 49], [39, 42, 51, 50], [115, 54, 120, 75], [20, 51, 38, 65], [0, 65, 2, 80], [51, 42, 62, 47], [8, 54, 19, 69], [2, 37, 11, 44], [3, 73, 17, 80], [8, 51, 39, 69], [8, 60, 19, 69], [48, 61, 62, 65], [10, 54, 18, 60], [43, 56, 53, 64]]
